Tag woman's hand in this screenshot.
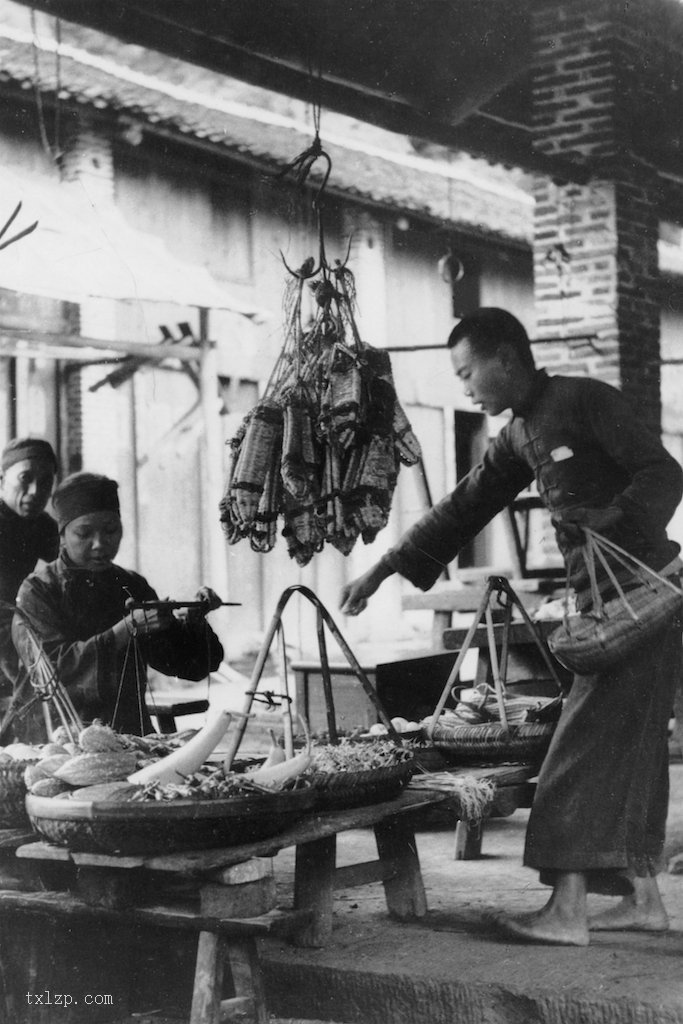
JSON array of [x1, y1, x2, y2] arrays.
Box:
[[182, 586, 222, 624], [339, 562, 394, 616], [126, 606, 174, 636], [112, 605, 173, 648]]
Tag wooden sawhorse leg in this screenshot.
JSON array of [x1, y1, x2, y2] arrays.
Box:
[[453, 819, 483, 860], [190, 930, 267, 1024], [293, 834, 337, 947], [373, 814, 427, 920]]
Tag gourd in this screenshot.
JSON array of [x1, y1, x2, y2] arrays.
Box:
[[29, 777, 71, 797], [54, 752, 138, 787], [127, 710, 233, 786], [79, 721, 125, 753], [69, 782, 140, 802]]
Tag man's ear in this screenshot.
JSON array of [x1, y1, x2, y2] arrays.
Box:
[[497, 342, 515, 369]]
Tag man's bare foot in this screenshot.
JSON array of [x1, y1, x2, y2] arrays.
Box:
[[589, 893, 669, 932], [493, 910, 589, 946]]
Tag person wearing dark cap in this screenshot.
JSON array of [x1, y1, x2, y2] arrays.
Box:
[[12, 471, 224, 737], [0, 437, 59, 738], [340, 307, 683, 944]]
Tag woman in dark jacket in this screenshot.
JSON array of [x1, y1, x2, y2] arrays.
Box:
[[12, 471, 224, 736]]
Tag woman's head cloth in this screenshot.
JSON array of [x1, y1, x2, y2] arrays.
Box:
[[52, 472, 120, 531]]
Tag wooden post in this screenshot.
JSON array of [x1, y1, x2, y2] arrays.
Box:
[[198, 308, 231, 621], [190, 931, 225, 1024]]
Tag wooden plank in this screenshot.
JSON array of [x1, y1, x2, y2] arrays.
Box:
[[16, 841, 72, 861], [142, 790, 448, 875], [0, 889, 309, 936], [443, 619, 558, 650], [334, 859, 393, 889]]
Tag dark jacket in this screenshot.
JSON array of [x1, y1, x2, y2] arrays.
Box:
[[383, 371, 683, 603], [0, 502, 59, 693], [13, 554, 224, 735]]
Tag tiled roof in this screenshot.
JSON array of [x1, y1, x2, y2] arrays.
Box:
[[0, 31, 533, 247]]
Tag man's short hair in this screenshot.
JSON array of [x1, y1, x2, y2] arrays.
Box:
[[447, 308, 535, 370]]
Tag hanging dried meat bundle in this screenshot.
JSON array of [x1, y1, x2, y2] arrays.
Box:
[[319, 342, 366, 451], [219, 400, 283, 548], [219, 256, 422, 565], [280, 381, 321, 504], [281, 487, 325, 566]]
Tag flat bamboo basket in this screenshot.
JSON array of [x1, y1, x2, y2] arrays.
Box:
[[0, 761, 31, 828], [429, 720, 555, 766], [310, 754, 415, 811], [26, 782, 316, 856]]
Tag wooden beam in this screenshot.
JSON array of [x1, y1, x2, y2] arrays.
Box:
[[0, 328, 200, 363]]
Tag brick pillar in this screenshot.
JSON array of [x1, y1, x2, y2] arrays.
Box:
[[531, 0, 662, 431]]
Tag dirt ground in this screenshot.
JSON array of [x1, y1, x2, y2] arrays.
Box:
[[256, 763, 683, 1023]]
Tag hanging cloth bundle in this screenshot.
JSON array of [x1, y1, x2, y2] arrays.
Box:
[[547, 529, 683, 675]]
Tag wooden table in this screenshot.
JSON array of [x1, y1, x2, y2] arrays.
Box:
[[17, 789, 448, 947], [6, 789, 452, 1022]]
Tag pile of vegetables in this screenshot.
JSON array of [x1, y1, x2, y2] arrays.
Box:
[[16, 720, 210, 800], [219, 261, 421, 565], [308, 738, 413, 774]]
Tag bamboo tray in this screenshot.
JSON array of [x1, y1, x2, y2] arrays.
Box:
[[26, 783, 316, 856]]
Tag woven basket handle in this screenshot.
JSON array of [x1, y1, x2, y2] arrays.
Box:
[[426, 576, 564, 740], [565, 529, 683, 634], [222, 584, 400, 769]]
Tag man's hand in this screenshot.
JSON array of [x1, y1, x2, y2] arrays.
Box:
[[339, 561, 394, 616], [555, 506, 623, 546]]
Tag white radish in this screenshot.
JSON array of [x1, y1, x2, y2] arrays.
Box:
[[128, 710, 233, 786], [248, 714, 311, 789], [247, 748, 311, 788]]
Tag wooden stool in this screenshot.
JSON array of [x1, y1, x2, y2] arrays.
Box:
[[145, 697, 210, 733]]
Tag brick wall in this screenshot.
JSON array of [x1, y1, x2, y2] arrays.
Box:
[[531, 0, 662, 431]]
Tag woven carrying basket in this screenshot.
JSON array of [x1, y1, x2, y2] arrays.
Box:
[[0, 761, 30, 828], [310, 754, 415, 811], [425, 576, 565, 767], [26, 783, 316, 856], [548, 531, 683, 675]]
